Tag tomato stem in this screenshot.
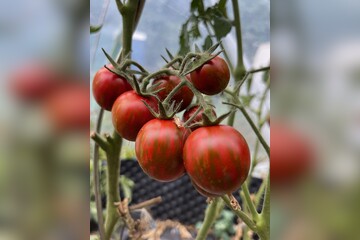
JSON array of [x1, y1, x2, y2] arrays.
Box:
[[195, 197, 220, 240], [223, 101, 270, 158], [92, 108, 106, 240], [242, 183, 260, 222], [221, 195, 257, 232]]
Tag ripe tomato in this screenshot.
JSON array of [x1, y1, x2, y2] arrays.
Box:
[[45, 84, 89, 132], [190, 56, 230, 95], [182, 106, 217, 131], [92, 66, 132, 111], [271, 122, 314, 186], [183, 125, 250, 195], [191, 179, 220, 198], [112, 91, 157, 141], [10, 64, 57, 102], [135, 119, 190, 182], [153, 75, 193, 112]]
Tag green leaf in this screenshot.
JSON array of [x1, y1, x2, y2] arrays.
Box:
[[213, 15, 232, 39], [179, 22, 190, 55], [190, 18, 201, 38], [90, 25, 102, 34], [191, 0, 205, 14], [240, 94, 256, 106], [202, 35, 213, 51]]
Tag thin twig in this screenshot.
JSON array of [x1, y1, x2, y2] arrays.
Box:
[[93, 108, 105, 240]]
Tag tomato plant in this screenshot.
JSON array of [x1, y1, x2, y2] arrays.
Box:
[[135, 119, 190, 181], [183, 125, 251, 195], [153, 75, 193, 112], [112, 91, 157, 141], [190, 56, 230, 95], [92, 66, 132, 111]]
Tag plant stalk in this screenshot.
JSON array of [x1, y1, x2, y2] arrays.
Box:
[[195, 198, 220, 240]]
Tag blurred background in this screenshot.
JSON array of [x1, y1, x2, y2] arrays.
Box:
[[0, 0, 89, 239], [271, 0, 360, 239]]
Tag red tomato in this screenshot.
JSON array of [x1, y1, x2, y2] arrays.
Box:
[[92, 66, 132, 111], [135, 119, 190, 182], [271, 122, 314, 186], [182, 106, 217, 131], [45, 84, 89, 132], [183, 125, 250, 195], [191, 179, 220, 198], [10, 64, 57, 102], [112, 91, 157, 141], [190, 56, 230, 95], [153, 75, 193, 112]]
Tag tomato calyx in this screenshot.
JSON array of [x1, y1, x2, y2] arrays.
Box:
[[179, 41, 223, 76], [141, 95, 182, 120], [185, 108, 233, 129]]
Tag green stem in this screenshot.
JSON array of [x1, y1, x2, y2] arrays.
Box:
[[104, 134, 122, 240], [93, 108, 105, 240], [223, 102, 270, 158], [120, 0, 140, 58], [255, 179, 270, 240], [242, 183, 259, 221], [231, 0, 246, 80], [141, 68, 176, 92], [195, 198, 220, 240], [221, 195, 257, 232]]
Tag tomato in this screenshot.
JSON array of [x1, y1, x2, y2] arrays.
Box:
[[135, 119, 190, 182], [45, 84, 89, 132], [183, 125, 250, 195], [10, 64, 57, 102], [92, 66, 132, 111], [112, 91, 157, 141], [271, 122, 314, 186], [182, 106, 217, 131], [190, 56, 230, 95], [191, 179, 220, 198], [153, 75, 193, 112]]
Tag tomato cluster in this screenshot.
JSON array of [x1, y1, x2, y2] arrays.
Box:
[[93, 55, 250, 195]]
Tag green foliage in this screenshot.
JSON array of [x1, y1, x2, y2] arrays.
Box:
[[179, 0, 231, 55], [90, 25, 102, 34], [119, 175, 135, 202]]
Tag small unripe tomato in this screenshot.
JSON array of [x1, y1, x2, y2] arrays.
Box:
[[184, 125, 250, 195], [190, 56, 230, 95], [182, 106, 217, 131], [153, 75, 193, 112], [92, 66, 132, 111], [135, 119, 190, 182], [112, 91, 157, 141]]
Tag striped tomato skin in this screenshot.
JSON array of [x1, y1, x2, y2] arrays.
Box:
[[135, 119, 190, 182], [183, 125, 250, 195], [112, 91, 157, 141], [190, 179, 220, 198]]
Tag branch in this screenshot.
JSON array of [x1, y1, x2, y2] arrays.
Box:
[[93, 108, 106, 240], [195, 198, 220, 240], [222, 101, 270, 158], [221, 195, 257, 232]]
